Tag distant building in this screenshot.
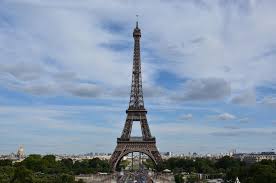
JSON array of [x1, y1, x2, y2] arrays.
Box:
[[233, 152, 276, 164], [163, 152, 173, 157], [206, 179, 223, 183], [17, 145, 25, 160], [0, 145, 25, 162]]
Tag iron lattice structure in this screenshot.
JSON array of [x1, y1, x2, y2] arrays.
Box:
[[109, 22, 162, 171]]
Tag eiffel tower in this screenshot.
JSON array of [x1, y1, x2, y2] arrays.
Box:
[[109, 21, 162, 171]]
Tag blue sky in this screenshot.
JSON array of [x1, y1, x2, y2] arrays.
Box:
[[0, 0, 276, 155]]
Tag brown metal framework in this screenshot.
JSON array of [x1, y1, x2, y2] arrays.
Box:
[[109, 22, 162, 171]]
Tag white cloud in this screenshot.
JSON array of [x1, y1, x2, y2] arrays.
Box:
[[1, 0, 276, 153], [239, 118, 250, 123], [213, 113, 236, 121], [151, 122, 276, 138], [172, 78, 231, 101], [65, 83, 102, 98], [224, 126, 240, 130], [0, 62, 44, 81], [208, 113, 250, 122], [0, 105, 120, 153], [231, 89, 256, 105], [0, 0, 276, 101], [0, 104, 275, 153], [211, 129, 276, 137], [179, 114, 193, 120], [260, 96, 276, 106]]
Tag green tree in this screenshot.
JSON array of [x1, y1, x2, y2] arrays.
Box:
[[0, 159, 12, 166], [11, 166, 33, 183], [0, 166, 15, 183], [174, 174, 184, 183], [55, 174, 75, 183], [22, 154, 44, 172], [215, 156, 241, 171]]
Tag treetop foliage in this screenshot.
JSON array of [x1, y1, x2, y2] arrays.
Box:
[[0, 155, 111, 183]]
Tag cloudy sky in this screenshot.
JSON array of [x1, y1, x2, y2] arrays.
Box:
[[0, 0, 276, 155]]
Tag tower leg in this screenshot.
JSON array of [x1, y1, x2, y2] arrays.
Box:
[[131, 152, 133, 171], [121, 119, 133, 140], [141, 119, 152, 139], [139, 152, 141, 169]]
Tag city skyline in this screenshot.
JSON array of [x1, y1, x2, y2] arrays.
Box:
[[0, 0, 276, 154]]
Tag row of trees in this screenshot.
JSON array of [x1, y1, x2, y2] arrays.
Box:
[[158, 156, 276, 183], [0, 154, 111, 183], [1, 155, 276, 183]]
